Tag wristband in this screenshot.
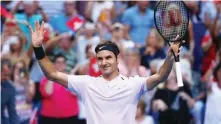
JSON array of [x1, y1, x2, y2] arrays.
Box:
[[33, 46, 46, 60]]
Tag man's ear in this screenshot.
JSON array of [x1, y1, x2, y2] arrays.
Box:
[[116, 54, 120, 64]]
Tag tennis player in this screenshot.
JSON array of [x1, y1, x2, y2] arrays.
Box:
[[29, 21, 182, 124]]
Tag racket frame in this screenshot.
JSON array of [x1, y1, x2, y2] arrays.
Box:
[[154, 1, 189, 87]]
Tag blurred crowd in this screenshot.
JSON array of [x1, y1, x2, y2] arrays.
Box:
[[1, 1, 221, 124]]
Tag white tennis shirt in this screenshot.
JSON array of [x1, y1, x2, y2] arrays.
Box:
[[67, 74, 148, 124]]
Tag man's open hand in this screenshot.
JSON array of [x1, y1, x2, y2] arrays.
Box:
[[29, 21, 44, 47]]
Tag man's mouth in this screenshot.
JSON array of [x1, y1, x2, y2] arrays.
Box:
[[102, 66, 110, 70]]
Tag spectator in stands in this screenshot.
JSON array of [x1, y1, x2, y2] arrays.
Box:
[[1, 58, 20, 124], [203, 62, 221, 124], [39, 53, 79, 124], [76, 21, 100, 64], [85, 1, 115, 23], [201, 31, 216, 75], [123, 48, 148, 77], [46, 34, 78, 73], [110, 22, 135, 55], [1, 20, 40, 112], [11, 60, 35, 124], [72, 44, 101, 77], [12, 1, 46, 50], [112, 1, 128, 22], [1, 19, 25, 55], [136, 100, 154, 124], [204, 3, 221, 50], [1, 34, 28, 65], [85, 1, 115, 40], [140, 28, 166, 69], [151, 69, 195, 124], [122, 1, 154, 45], [110, 23, 135, 76], [184, 1, 207, 97], [200, 1, 221, 24], [38, 1, 64, 18], [86, 44, 102, 77], [201, 3, 221, 75], [50, 1, 83, 34]]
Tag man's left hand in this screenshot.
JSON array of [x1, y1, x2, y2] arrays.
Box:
[[167, 35, 185, 59]]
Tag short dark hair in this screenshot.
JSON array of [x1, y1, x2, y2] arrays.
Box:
[[1, 58, 12, 71], [95, 41, 120, 58], [53, 53, 66, 62]]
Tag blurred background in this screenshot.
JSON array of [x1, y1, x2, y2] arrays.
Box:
[[1, 1, 221, 124]]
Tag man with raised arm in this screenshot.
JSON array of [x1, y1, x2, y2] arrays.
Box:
[[29, 21, 182, 124]]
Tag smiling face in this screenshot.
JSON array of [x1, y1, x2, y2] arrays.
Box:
[[96, 50, 119, 77], [54, 57, 66, 72]]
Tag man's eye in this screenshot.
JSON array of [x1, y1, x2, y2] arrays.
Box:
[[106, 56, 112, 59]]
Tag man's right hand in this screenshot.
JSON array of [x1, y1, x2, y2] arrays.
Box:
[[29, 21, 44, 47]]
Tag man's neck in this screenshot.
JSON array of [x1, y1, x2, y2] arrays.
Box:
[[102, 71, 120, 81]]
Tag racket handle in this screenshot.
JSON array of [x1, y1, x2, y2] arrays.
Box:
[[175, 62, 183, 87]]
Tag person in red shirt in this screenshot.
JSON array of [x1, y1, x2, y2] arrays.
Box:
[[201, 32, 216, 75], [39, 53, 79, 124]]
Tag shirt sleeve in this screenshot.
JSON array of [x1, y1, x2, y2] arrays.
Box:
[[67, 75, 91, 96], [132, 76, 149, 99]]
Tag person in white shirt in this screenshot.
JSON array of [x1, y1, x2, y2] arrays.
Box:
[[28, 21, 182, 124], [204, 63, 221, 124]]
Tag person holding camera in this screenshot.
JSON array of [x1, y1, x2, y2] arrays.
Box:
[[11, 60, 35, 124]]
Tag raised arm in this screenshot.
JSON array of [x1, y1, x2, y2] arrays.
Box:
[[146, 38, 182, 89], [29, 21, 68, 87]]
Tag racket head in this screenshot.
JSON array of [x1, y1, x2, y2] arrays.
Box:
[[154, 1, 189, 42]]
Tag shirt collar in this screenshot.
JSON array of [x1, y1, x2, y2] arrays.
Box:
[[100, 74, 124, 87]]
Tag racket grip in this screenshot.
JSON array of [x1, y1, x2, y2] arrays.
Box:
[[175, 62, 183, 87]]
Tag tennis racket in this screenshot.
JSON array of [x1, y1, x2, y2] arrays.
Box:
[[154, 1, 189, 87]]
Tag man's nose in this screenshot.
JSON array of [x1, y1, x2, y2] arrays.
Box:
[[101, 59, 107, 66]]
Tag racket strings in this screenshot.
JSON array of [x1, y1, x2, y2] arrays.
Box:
[[155, 1, 189, 41]]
